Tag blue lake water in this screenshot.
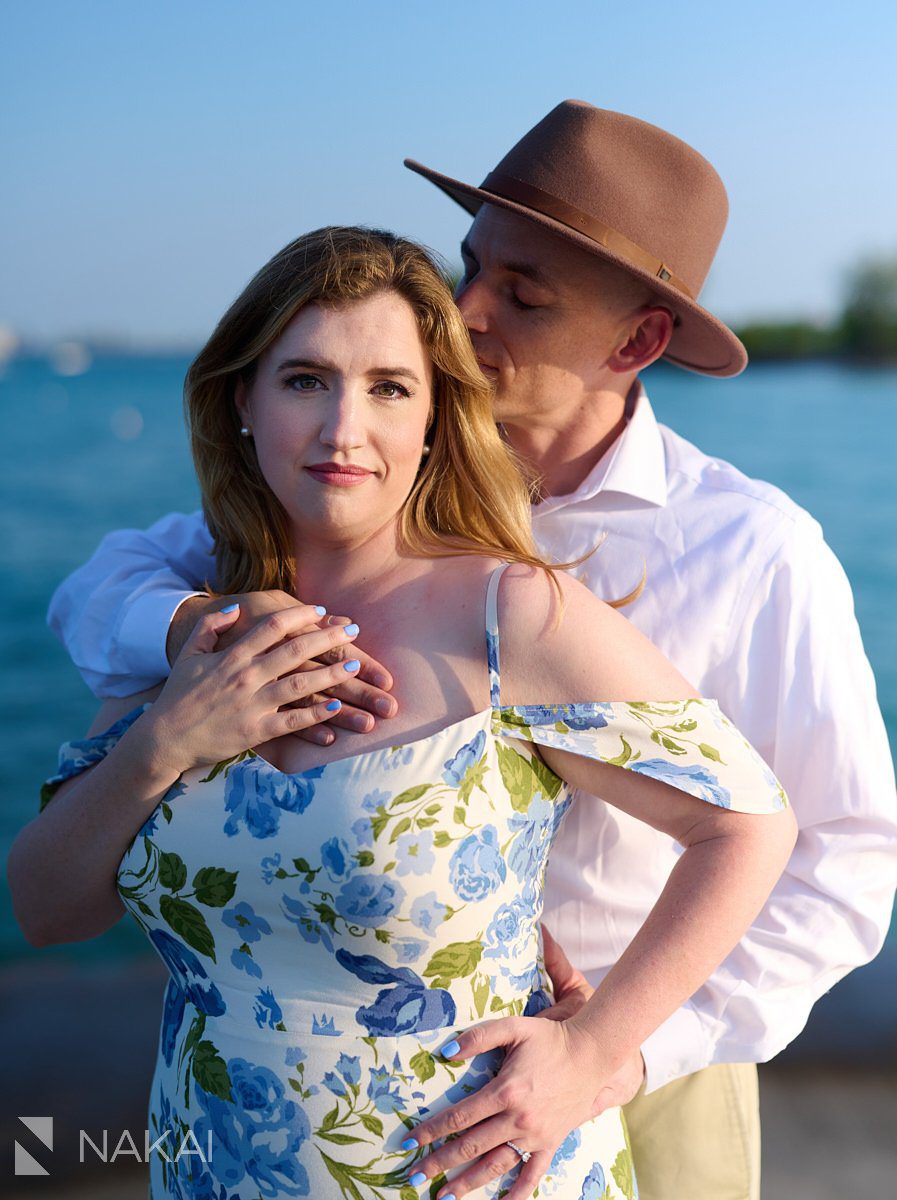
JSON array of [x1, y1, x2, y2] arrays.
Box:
[[1, 355, 895, 984]]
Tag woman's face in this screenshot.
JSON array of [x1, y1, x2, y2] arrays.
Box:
[[236, 291, 434, 547]]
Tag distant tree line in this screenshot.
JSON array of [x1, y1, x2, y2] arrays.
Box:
[[735, 257, 897, 363]]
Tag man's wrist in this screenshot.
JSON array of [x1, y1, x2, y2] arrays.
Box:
[[165, 593, 214, 665]]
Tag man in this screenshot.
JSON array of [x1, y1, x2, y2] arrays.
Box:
[[48, 102, 897, 1199]]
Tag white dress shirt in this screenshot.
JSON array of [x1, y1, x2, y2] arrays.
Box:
[[47, 385, 897, 1093]]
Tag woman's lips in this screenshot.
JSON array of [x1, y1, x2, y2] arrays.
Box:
[[477, 360, 499, 379], [305, 464, 373, 487]]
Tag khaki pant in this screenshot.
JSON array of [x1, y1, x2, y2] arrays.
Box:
[[622, 1062, 760, 1200]]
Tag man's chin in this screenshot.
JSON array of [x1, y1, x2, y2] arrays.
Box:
[[491, 397, 531, 427]]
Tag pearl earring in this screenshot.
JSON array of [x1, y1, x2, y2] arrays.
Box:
[[240, 426, 252, 438], [422, 443, 431, 456]]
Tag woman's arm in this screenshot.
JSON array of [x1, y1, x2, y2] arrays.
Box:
[[9, 605, 363, 947], [9, 687, 172, 946], [405, 565, 797, 1200]]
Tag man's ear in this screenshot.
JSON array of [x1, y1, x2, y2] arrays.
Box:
[[608, 306, 675, 375], [234, 375, 252, 427]]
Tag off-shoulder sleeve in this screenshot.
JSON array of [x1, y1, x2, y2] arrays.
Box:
[[491, 698, 788, 814], [39, 704, 151, 813]]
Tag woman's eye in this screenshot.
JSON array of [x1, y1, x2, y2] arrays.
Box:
[[372, 381, 410, 399], [285, 373, 323, 391]]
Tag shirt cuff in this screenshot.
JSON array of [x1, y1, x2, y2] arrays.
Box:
[[115, 588, 209, 683], [639, 1003, 712, 1094]]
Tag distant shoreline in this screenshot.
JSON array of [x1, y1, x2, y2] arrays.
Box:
[[3, 345, 897, 368]]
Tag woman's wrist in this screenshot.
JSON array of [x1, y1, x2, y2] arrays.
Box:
[[562, 1002, 638, 1080], [117, 711, 191, 789]]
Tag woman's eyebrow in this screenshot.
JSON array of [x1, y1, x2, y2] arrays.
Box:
[[365, 366, 423, 384], [276, 357, 336, 373]]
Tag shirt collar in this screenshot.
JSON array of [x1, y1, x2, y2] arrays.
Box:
[[532, 381, 668, 516]]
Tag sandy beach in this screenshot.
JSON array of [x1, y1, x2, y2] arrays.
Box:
[[2, 954, 895, 1198]]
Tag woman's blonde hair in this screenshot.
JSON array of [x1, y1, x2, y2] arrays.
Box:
[[185, 225, 562, 593]]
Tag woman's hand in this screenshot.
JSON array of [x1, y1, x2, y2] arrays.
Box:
[[166, 591, 398, 746], [401, 1015, 620, 1200], [137, 603, 363, 776]]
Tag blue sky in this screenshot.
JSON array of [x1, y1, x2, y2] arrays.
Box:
[[2, 0, 895, 344]]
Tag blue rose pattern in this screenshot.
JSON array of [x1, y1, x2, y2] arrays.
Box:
[[335, 874, 405, 927], [442, 729, 487, 787], [223, 760, 324, 839], [449, 825, 507, 901], [336, 949, 457, 1035], [193, 1057, 311, 1196], [580, 1163, 607, 1199]]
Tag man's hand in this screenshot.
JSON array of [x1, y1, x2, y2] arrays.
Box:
[[536, 924, 595, 1022], [166, 592, 398, 746]]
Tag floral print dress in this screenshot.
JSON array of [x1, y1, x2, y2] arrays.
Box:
[[41, 563, 788, 1200]]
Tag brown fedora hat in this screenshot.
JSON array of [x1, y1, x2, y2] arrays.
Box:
[[405, 100, 747, 377]]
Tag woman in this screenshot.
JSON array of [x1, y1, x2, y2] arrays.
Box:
[[10, 227, 796, 1200]]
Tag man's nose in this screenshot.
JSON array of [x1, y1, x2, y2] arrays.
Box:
[[455, 276, 489, 334]]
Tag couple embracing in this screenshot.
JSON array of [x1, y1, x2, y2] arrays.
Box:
[[10, 101, 896, 1200]]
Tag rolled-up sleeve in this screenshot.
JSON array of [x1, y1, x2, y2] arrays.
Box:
[[47, 510, 214, 697]]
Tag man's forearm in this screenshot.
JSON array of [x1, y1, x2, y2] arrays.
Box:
[[166, 594, 216, 665], [46, 510, 215, 695]]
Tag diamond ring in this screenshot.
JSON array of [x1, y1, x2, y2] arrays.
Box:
[[505, 1140, 531, 1163]]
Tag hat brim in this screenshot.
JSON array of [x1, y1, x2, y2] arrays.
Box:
[[405, 158, 747, 379]]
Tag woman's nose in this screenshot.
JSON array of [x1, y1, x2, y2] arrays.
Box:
[[319, 393, 365, 450]]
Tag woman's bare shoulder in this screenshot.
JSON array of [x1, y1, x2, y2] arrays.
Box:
[[495, 563, 698, 705], [85, 684, 163, 737]]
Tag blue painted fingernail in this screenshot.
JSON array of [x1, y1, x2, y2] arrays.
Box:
[[314, 605, 326, 616], [439, 1039, 461, 1058], [343, 623, 360, 637], [409, 1172, 426, 1187], [220, 603, 239, 613], [441, 1194, 457, 1200], [401, 1136, 418, 1151], [343, 659, 361, 672], [325, 700, 341, 712]]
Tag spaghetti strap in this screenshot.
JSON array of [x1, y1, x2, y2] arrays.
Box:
[[485, 562, 512, 709]]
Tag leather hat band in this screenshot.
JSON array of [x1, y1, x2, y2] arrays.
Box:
[[483, 170, 695, 301]]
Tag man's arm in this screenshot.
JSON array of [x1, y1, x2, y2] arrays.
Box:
[[47, 510, 213, 697], [638, 513, 897, 1091]]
